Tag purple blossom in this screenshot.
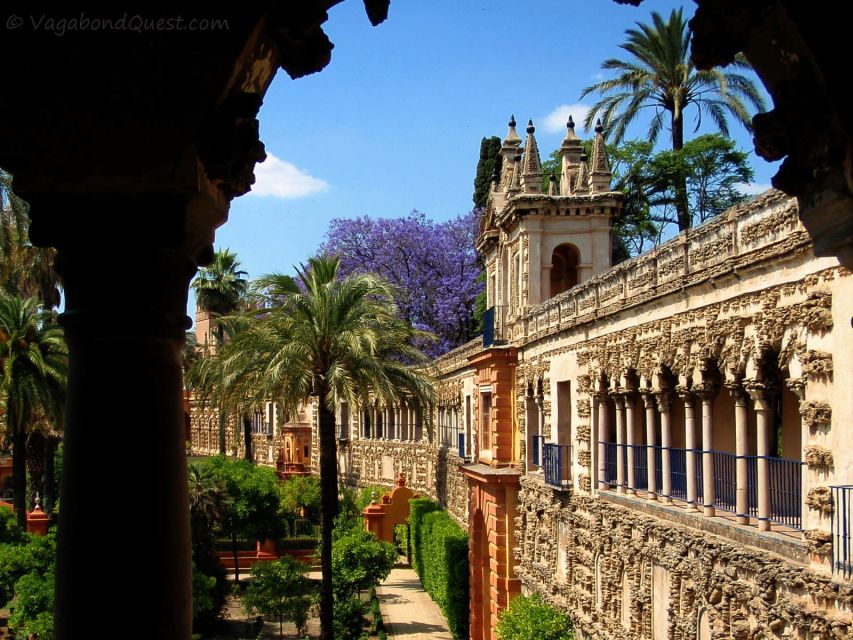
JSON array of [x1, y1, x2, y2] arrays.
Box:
[[321, 210, 484, 357]]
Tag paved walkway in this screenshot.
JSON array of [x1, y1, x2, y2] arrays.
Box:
[[377, 564, 453, 639]]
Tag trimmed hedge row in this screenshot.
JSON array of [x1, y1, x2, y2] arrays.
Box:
[[409, 498, 469, 640]]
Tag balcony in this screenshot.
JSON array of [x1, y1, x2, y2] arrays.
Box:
[[542, 443, 571, 489], [601, 442, 804, 532]]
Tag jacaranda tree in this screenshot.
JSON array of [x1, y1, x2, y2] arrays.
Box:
[[321, 211, 483, 357]]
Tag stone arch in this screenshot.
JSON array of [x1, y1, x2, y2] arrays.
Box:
[[550, 243, 580, 298], [697, 606, 712, 640], [621, 567, 631, 630], [594, 553, 603, 608]]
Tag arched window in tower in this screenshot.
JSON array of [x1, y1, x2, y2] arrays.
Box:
[[550, 244, 579, 298]]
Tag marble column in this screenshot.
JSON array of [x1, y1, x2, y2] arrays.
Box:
[[614, 395, 626, 494], [750, 387, 773, 532], [643, 393, 657, 501], [681, 390, 698, 512], [730, 386, 750, 524], [657, 393, 672, 504], [699, 388, 717, 517], [625, 394, 637, 495], [595, 394, 606, 491]]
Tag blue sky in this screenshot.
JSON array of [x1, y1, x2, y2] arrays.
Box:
[[197, 0, 776, 317]]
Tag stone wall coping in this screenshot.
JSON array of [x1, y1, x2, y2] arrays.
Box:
[[599, 490, 808, 565]]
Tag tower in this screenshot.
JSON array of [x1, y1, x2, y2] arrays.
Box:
[[477, 115, 622, 321]]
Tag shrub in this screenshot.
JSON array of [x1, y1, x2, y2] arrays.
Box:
[[332, 529, 396, 599], [333, 595, 366, 640], [408, 499, 468, 640], [496, 593, 574, 640], [8, 570, 54, 640], [243, 556, 312, 639]]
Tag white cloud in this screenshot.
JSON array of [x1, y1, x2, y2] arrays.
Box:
[[541, 104, 592, 134], [249, 153, 329, 199], [735, 182, 773, 196]]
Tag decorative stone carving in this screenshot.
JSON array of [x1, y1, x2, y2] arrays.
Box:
[[805, 446, 834, 470], [799, 291, 833, 332], [804, 530, 833, 556], [517, 476, 853, 640], [801, 350, 834, 379], [806, 486, 834, 517], [800, 401, 832, 433]]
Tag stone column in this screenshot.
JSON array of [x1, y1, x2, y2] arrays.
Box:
[[371, 405, 377, 439], [614, 395, 626, 494], [595, 394, 606, 492], [46, 196, 205, 639], [681, 390, 698, 512], [730, 385, 750, 524], [643, 393, 657, 501], [699, 387, 717, 517], [750, 386, 773, 532], [657, 393, 672, 504], [787, 379, 807, 531], [624, 394, 637, 494]]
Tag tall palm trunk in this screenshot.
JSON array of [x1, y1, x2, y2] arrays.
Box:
[[243, 415, 253, 462], [11, 429, 27, 530], [671, 110, 691, 231], [317, 381, 338, 640]]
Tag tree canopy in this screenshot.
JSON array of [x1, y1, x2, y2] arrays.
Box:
[[321, 211, 483, 356], [580, 8, 765, 230]]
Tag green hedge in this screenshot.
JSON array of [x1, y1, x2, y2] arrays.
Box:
[[409, 498, 468, 640]]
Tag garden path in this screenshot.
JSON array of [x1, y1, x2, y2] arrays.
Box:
[[377, 564, 453, 640]]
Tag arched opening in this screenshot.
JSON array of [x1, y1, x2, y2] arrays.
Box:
[[550, 244, 580, 298]]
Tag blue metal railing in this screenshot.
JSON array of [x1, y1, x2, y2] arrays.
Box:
[[832, 485, 853, 580], [669, 447, 688, 501], [458, 432, 466, 459], [543, 443, 571, 488], [629, 443, 648, 491], [597, 443, 803, 532], [765, 456, 803, 530], [531, 435, 544, 467], [602, 442, 617, 487], [713, 450, 737, 513]]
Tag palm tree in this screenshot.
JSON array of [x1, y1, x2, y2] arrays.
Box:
[[0, 294, 67, 529], [188, 462, 231, 551], [580, 8, 766, 231], [214, 255, 433, 640], [191, 248, 248, 455]]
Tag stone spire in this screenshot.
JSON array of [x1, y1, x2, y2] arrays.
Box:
[[506, 154, 522, 194], [560, 115, 584, 195], [548, 173, 558, 196], [589, 119, 612, 194], [575, 153, 590, 195], [500, 114, 522, 187], [521, 120, 543, 193]]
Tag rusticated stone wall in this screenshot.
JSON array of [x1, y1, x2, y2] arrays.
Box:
[[515, 475, 853, 640], [339, 439, 469, 528]]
